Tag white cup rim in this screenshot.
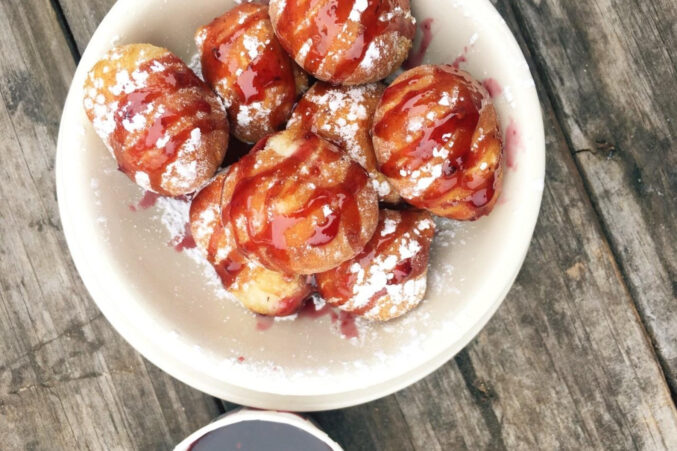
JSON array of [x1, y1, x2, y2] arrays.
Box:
[[174, 408, 343, 451]]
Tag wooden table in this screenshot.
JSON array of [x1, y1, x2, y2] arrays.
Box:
[[1, 0, 675, 449]]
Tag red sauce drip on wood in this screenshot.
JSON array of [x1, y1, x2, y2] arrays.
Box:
[[112, 54, 223, 193], [374, 67, 497, 210], [227, 133, 368, 272], [403, 18, 434, 69], [276, 0, 414, 82], [318, 211, 427, 309], [200, 4, 296, 129]]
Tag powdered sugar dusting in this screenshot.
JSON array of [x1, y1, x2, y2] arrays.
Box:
[[84, 46, 218, 195], [192, 203, 217, 250], [161, 128, 202, 191], [349, 0, 368, 22], [195, 28, 208, 49], [372, 178, 392, 197], [309, 86, 368, 161], [154, 195, 231, 299], [122, 111, 146, 132], [325, 212, 434, 320], [134, 172, 152, 191], [236, 101, 272, 128], [381, 217, 397, 236], [289, 83, 391, 197], [359, 41, 381, 70], [118, 183, 478, 387], [427, 217, 463, 297], [379, 6, 414, 24], [83, 73, 118, 150], [242, 28, 266, 60], [297, 39, 313, 63], [188, 51, 203, 80]]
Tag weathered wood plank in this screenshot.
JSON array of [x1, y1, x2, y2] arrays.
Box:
[[55, 0, 110, 56], [505, 0, 677, 393], [0, 1, 219, 449], [455, 95, 676, 449]]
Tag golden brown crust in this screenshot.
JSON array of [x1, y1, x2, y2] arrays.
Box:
[[222, 129, 379, 275], [372, 65, 504, 220], [190, 170, 310, 316], [316, 209, 435, 321], [268, 0, 415, 85], [195, 3, 308, 143], [288, 81, 400, 203], [83, 43, 228, 196]]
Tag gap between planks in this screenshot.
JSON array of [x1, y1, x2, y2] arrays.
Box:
[[49, 0, 80, 62]]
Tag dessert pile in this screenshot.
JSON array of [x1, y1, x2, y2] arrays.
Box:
[[83, 0, 504, 322]]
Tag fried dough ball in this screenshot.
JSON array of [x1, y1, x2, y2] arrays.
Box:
[[190, 171, 311, 316], [316, 209, 435, 321], [372, 65, 504, 220], [195, 3, 309, 143], [190, 170, 310, 316], [223, 129, 379, 275], [268, 0, 415, 85], [288, 82, 399, 203], [84, 44, 228, 196]]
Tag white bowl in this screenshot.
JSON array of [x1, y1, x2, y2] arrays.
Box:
[[56, 0, 544, 411]]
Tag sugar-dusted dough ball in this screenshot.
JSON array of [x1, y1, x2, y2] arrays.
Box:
[[268, 0, 415, 85], [190, 170, 310, 316], [84, 43, 228, 196], [316, 209, 435, 321], [195, 3, 308, 143], [288, 81, 399, 203], [223, 129, 379, 275], [372, 65, 503, 220]]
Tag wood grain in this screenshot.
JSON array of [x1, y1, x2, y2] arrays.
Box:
[[0, 0, 672, 449], [0, 1, 219, 449], [505, 0, 677, 394]]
